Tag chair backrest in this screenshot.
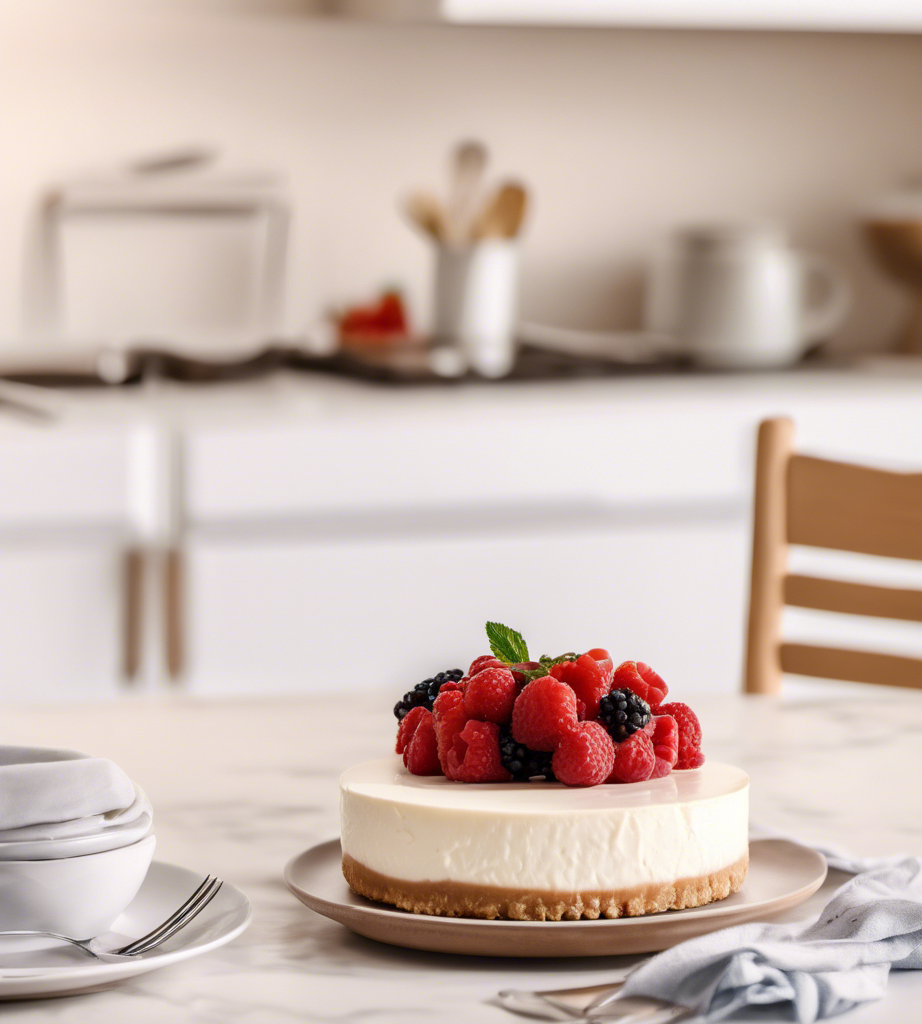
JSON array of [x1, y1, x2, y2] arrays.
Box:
[[744, 416, 922, 694]]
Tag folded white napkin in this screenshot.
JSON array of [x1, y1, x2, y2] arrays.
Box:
[[622, 847, 922, 1022], [0, 746, 137, 832]]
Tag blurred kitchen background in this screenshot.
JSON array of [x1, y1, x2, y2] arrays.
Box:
[[4, 0, 922, 701]]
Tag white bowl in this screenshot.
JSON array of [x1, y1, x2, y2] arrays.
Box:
[[0, 812, 154, 861], [0, 834, 155, 938]]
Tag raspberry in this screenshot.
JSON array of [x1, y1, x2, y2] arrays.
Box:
[[396, 705, 429, 754], [648, 715, 679, 779], [432, 689, 469, 780], [552, 722, 615, 787], [656, 701, 703, 769], [597, 688, 652, 741], [549, 653, 610, 719], [403, 711, 441, 775], [511, 675, 578, 752], [606, 730, 656, 784], [447, 720, 511, 783], [468, 655, 505, 677], [612, 661, 668, 710], [463, 667, 517, 724], [585, 648, 614, 687]]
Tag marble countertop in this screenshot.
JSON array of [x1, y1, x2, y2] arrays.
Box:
[[2, 688, 921, 1023]]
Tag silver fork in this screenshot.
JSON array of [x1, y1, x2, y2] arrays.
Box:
[[0, 875, 223, 961]]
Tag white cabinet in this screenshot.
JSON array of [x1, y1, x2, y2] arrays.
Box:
[[0, 545, 123, 700], [183, 514, 749, 696], [0, 428, 131, 700]]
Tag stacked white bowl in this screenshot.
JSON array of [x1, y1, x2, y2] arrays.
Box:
[[0, 747, 155, 937]]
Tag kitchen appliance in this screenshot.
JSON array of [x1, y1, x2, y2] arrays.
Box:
[[645, 225, 849, 369]]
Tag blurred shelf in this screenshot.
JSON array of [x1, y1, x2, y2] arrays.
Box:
[[330, 0, 922, 32]]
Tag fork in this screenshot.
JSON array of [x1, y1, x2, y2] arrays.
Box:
[[0, 875, 223, 961], [498, 958, 691, 1022]]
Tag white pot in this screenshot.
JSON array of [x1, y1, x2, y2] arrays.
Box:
[[0, 834, 155, 938]]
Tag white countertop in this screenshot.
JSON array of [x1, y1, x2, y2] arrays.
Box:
[[3, 361, 922, 434], [2, 687, 921, 1023]]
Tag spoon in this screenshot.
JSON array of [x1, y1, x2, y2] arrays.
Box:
[[404, 191, 449, 242], [445, 139, 488, 242], [473, 181, 528, 240]]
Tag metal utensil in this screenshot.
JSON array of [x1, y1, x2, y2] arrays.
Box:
[[497, 954, 691, 1022], [0, 875, 223, 961]]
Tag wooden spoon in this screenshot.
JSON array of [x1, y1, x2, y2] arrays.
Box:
[[446, 139, 488, 242], [404, 191, 449, 242], [473, 181, 528, 240]]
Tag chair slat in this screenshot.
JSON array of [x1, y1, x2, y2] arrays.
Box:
[[780, 642, 922, 689], [787, 455, 922, 560], [784, 574, 922, 623]]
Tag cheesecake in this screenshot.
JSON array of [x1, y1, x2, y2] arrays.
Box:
[[341, 756, 749, 921]]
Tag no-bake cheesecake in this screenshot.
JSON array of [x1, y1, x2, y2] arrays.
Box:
[[341, 623, 750, 920], [341, 756, 749, 920]]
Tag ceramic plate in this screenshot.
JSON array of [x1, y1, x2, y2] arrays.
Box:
[[0, 861, 251, 999], [285, 837, 826, 957]]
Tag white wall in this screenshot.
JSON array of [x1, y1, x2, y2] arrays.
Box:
[[3, 0, 922, 350]]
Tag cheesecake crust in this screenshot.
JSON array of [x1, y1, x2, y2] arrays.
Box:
[[342, 851, 749, 921]]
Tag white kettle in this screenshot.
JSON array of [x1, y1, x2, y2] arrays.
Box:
[[645, 225, 850, 369]]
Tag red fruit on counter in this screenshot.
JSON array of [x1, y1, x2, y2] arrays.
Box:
[[511, 675, 578, 752], [612, 661, 669, 710]]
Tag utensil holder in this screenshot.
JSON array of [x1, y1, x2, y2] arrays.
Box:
[[433, 240, 520, 378]]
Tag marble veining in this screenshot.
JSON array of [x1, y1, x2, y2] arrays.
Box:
[[1, 688, 921, 1023]]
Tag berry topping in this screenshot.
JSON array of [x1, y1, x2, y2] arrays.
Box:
[[498, 727, 555, 781], [656, 701, 703, 769], [468, 655, 506, 677], [511, 675, 579, 752], [394, 668, 465, 719], [401, 710, 441, 775], [549, 653, 611, 720], [447, 720, 511, 783], [648, 715, 679, 779], [585, 648, 615, 687], [552, 721, 615, 787], [611, 661, 668, 710], [597, 688, 652, 741], [606, 729, 656, 784], [432, 688, 469, 780], [463, 666, 518, 724], [396, 706, 429, 754]]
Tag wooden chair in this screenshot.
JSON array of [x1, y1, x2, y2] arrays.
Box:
[[745, 416, 922, 694]]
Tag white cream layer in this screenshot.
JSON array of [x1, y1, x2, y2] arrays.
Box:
[[340, 757, 749, 892]]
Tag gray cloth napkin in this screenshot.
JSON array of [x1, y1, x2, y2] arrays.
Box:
[[621, 849, 922, 1022], [0, 746, 137, 832]]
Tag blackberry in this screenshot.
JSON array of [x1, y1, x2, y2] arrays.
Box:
[[498, 727, 555, 781], [394, 668, 464, 719], [597, 688, 651, 742]]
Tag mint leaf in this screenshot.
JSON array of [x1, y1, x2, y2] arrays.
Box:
[[485, 621, 529, 665]]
